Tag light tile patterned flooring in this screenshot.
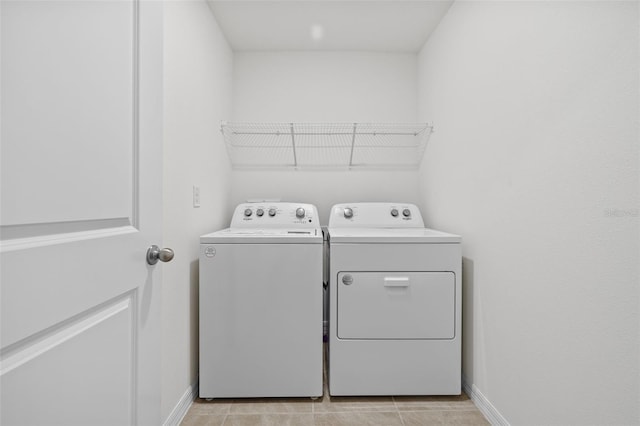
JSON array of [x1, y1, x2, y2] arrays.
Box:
[[181, 392, 489, 426], [181, 361, 489, 426]]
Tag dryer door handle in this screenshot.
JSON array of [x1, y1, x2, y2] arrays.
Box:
[[383, 277, 410, 287]]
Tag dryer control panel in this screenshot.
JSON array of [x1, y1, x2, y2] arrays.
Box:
[[329, 203, 425, 228], [231, 202, 319, 228]]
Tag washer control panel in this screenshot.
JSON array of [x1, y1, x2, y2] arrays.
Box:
[[231, 202, 319, 228], [329, 203, 425, 228]]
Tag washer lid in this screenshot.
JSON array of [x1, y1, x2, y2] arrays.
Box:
[[327, 227, 461, 244], [201, 228, 322, 244]]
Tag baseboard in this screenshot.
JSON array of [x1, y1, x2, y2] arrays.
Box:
[[163, 379, 199, 426], [462, 375, 509, 426]]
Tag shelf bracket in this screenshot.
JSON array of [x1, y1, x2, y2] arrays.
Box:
[[348, 123, 357, 168], [290, 123, 298, 168]]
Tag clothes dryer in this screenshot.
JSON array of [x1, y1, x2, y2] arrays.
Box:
[[327, 203, 462, 396], [199, 202, 323, 398]]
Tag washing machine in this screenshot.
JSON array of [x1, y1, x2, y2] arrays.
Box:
[[199, 202, 323, 398], [327, 202, 462, 396]]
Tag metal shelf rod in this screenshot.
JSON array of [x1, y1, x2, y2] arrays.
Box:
[[230, 132, 424, 136], [227, 145, 421, 148]]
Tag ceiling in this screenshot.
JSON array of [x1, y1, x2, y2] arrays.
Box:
[[207, 1, 455, 52]]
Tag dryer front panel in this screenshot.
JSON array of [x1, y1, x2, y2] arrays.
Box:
[[337, 271, 455, 340]]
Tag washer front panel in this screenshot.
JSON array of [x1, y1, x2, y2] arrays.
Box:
[[199, 242, 323, 398]]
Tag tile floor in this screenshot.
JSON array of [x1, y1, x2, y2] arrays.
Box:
[[181, 367, 489, 425], [183, 344, 488, 425], [181, 391, 490, 426]]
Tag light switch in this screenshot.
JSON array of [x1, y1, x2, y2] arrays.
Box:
[[193, 185, 201, 208]]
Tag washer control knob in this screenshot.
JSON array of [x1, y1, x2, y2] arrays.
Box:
[[296, 207, 305, 218], [402, 209, 411, 217], [391, 208, 399, 217], [344, 207, 353, 219], [268, 208, 277, 217], [256, 208, 264, 217], [244, 208, 252, 217]]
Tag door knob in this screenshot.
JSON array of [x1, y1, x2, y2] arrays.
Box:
[[146, 245, 174, 265]]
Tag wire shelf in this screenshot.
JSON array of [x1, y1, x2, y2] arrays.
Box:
[[221, 122, 433, 170]]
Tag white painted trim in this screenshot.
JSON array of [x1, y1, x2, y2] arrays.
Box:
[[462, 375, 510, 426], [1, 297, 133, 376], [0, 225, 137, 252], [163, 379, 199, 426]]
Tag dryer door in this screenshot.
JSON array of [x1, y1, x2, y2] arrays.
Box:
[[337, 272, 455, 339]]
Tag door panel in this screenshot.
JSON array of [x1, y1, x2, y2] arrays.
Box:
[[337, 272, 455, 339], [1, 0, 135, 226], [1, 296, 135, 426], [1, 234, 142, 348], [0, 1, 163, 424]]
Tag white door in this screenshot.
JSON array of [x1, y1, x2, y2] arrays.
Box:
[[1, 1, 164, 425]]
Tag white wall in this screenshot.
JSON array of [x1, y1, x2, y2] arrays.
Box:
[[231, 52, 420, 223], [418, 1, 639, 424], [162, 1, 233, 421]]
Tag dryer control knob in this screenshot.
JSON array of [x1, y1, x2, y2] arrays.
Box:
[[402, 209, 411, 217], [256, 208, 264, 217], [391, 208, 399, 217], [268, 208, 277, 217], [344, 208, 353, 219], [244, 208, 252, 217], [296, 208, 306, 218]]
